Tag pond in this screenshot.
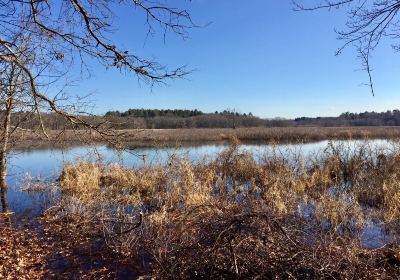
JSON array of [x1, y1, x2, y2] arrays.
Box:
[[1, 139, 398, 248]]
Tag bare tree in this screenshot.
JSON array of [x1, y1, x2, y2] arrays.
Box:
[[293, 0, 400, 95], [0, 0, 195, 209]]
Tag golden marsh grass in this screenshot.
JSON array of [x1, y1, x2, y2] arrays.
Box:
[[49, 139, 400, 278]]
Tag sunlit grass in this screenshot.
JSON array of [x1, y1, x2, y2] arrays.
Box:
[[50, 138, 400, 278]]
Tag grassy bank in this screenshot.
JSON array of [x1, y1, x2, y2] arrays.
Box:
[[116, 126, 400, 143], [11, 126, 400, 149], [36, 139, 400, 278]]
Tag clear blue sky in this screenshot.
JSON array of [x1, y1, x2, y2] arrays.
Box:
[[71, 0, 400, 119]]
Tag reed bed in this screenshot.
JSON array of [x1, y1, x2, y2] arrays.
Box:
[[48, 139, 400, 279], [119, 126, 400, 143], [10, 126, 400, 149]]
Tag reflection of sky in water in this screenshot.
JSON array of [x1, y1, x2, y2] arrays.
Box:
[[362, 222, 392, 249], [3, 139, 398, 246]]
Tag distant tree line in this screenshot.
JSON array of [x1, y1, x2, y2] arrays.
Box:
[[6, 109, 400, 130], [105, 109, 400, 128], [105, 109, 253, 118], [106, 109, 204, 118], [295, 110, 400, 127], [104, 109, 262, 129]]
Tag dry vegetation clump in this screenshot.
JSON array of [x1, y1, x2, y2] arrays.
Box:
[[301, 157, 340, 198], [145, 207, 400, 279], [48, 140, 400, 278], [382, 175, 400, 222], [59, 161, 102, 195]]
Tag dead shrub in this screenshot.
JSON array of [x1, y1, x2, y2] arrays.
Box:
[[59, 161, 101, 195]]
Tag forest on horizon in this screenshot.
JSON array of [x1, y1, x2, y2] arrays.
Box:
[[9, 108, 400, 130]]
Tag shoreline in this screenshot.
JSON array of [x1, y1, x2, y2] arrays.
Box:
[[9, 126, 400, 150]]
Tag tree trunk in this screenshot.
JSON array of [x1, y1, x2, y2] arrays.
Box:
[[0, 188, 7, 213], [0, 97, 12, 212], [0, 147, 8, 192]]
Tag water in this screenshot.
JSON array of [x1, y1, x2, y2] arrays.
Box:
[[1, 139, 397, 248]]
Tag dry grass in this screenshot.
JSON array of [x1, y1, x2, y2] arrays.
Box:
[[118, 126, 400, 144], [46, 139, 400, 278], [9, 126, 400, 149]]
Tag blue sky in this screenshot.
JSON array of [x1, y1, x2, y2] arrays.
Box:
[[72, 0, 400, 119]]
